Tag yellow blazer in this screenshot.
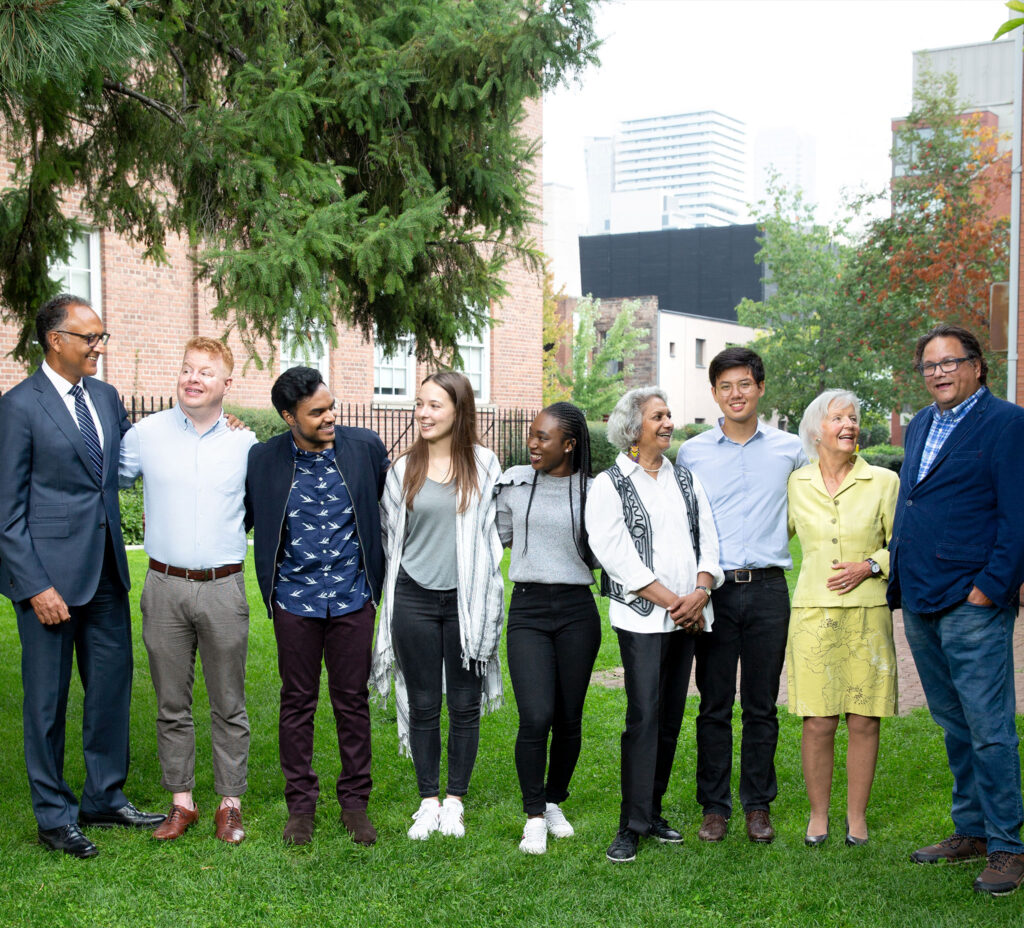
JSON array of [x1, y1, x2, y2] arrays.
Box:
[[787, 455, 899, 608]]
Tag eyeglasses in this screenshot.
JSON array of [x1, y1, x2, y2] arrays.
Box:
[[715, 379, 759, 395], [916, 356, 972, 377], [55, 330, 111, 348]]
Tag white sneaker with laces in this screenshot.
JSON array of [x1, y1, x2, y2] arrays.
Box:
[[439, 796, 465, 838], [544, 802, 574, 838], [519, 817, 547, 854], [407, 798, 440, 840]]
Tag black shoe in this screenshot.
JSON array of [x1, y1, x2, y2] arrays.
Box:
[[649, 816, 684, 844], [38, 823, 99, 859], [805, 816, 829, 847], [606, 828, 639, 862], [79, 801, 167, 829], [845, 817, 868, 847]]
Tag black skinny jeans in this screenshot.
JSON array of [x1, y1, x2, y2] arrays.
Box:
[[506, 583, 601, 815], [391, 568, 482, 798]]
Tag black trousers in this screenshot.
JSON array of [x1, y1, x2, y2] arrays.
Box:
[[391, 569, 482, 798], [694, 574, 790, 817], [506, 583, 601, 815], [616, 627, 695, 834]]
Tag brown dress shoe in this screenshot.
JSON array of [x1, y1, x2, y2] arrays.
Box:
[[283, 812, 315, 846], [214, 806, 245, 844], [911, 834, 987, 864], [745, 809, 775, 844], [341, 809, 378, 846], [152, 804, 199, 841], [697, 813, 728, 842]]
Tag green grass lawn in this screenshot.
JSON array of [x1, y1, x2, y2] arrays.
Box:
[[0, 548, 1020, 927]]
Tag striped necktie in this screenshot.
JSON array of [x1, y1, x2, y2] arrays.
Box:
[[69, 383, 103, 480]]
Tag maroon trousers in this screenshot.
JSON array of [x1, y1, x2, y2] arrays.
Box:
[[272, 602, 375, 813]]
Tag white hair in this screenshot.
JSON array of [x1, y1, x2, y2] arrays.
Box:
[[606, 387, 669, 452], [798, 389, 861, 460]]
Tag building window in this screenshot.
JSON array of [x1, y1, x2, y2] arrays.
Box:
[[695, 338, 706, 368], [456, 330, 490, 403], [51, 230, 102, 314], [695, 417, 705, 424], [668, 341, 676, 358], [280, 324, 330, 387], [374, 336, 417, 400]]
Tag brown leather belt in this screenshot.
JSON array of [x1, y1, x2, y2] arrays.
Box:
[[148, 558, 243, 582]]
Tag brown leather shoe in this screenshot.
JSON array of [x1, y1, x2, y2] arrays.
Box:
[[974, 851, 1024, 896], [283, 812, 315, 846], [152, 804, 199, 841], [341, 809, 378, 846], [697, 813, 728, 842], [911, 833, 988, 864], [214, 806, 245, 844], [745, 809, 775, 844]]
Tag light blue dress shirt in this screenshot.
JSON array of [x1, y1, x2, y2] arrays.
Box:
[[119, 405, 257, 568], [677, 419, 807, 571]]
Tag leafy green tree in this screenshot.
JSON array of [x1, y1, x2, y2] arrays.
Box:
[[736, 178, 882, 427], [567, 295, 648, 419], [541, 268, 572, 406], [0, 0, 599, 365]]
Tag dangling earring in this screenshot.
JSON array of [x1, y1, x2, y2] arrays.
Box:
[[629, 443, 640, 460]]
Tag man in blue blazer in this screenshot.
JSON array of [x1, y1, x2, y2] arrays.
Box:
[[888, 323, 1024, 896], [0, 295, 164, 859]]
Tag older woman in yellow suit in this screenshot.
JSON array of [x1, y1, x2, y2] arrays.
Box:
[[787, 389, 899, 848]]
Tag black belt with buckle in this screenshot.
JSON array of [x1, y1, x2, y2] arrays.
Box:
[[724, 567, 785, 584], [148, 559, 244, 582]]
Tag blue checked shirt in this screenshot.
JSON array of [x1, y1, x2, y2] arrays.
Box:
[[274, 442, 371, 617], [916, 386, 987, 483]]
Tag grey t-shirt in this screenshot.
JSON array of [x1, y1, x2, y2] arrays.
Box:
[[402, 478, 457, 590], [495, 465, 594, 585]]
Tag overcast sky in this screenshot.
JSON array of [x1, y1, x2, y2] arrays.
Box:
[[543, 0, 1012, 224]]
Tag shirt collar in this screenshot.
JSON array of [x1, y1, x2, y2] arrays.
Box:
[[618, 451, 669, 476], [41, 358, 82, 395], [931, 385, 987, 422], [290, 437, 335, 461], [172, 402, 226, 436], [713, 417, 766, 445]]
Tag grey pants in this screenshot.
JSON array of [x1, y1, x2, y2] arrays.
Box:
[[140, 569, 250, 796]]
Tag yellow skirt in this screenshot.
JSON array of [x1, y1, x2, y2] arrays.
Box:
[[786, 605, 898, 717]]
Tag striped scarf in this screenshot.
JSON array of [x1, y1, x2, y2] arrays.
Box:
[[370, 446, 505, 755]]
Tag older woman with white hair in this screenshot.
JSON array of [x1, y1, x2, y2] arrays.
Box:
[[787, 389, 899, 848], [585, 387, 723, 863]]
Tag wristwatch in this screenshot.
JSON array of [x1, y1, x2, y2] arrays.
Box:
[[865, 558, 881, 577], [695, 585, 712, 601]]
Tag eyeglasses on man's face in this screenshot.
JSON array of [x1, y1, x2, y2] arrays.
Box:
[[916, 356, 972, 377], [55, 330, 111, 348]]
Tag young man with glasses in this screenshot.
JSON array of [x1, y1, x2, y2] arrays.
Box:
[[676, 347, 806, 844], [890, 323, 1024, 896]]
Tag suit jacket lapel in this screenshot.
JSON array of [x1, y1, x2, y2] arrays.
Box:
[[914, 393, 988, 487], [32, 368, 103, 487]]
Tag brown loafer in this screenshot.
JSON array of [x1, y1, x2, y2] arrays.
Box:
[[745, 809, 775, 844], [697, 813, 728, 842], [911, 833, 988, 864], [152, 803, 199, 841], [283, 812, 316, 846], [341, 809, 378, 846], [214, 806, 245, 844]]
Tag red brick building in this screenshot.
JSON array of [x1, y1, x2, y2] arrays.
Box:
[[0, 101, 544, 411]]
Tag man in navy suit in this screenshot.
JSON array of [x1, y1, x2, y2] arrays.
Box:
[[0, 294, 164, 858], [889, 323, 1024, 896]]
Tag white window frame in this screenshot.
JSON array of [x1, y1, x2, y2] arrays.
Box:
[[51, 229, 104, 377], [456, 329, 490, 403], [373, 335, 417, 401], [280, 324, 330, 387]]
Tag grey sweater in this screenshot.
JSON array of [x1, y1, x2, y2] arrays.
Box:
[[495, 465, 594, 585]]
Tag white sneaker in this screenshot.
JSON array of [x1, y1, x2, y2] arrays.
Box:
[[544, 802, 575, 838], [407, 798, 440, 840], [439, 796, 465, 838], [519, 817, 547, 854]]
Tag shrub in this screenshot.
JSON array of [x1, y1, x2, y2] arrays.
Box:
[[586, 421, 686, 473], [860, 443, 904, 474], [224, 404, 288, 443], [674, 423, 712, 442], [119, 482, 145, 546]]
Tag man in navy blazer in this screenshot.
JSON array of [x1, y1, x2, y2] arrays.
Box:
[[0, 295, 164, 859], [888, 323, 1024, 896]]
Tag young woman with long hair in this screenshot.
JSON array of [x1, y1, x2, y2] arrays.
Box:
[[370, 372, 504, 840], [495, 402, 601, 854]]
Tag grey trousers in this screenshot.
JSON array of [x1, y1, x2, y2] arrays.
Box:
[[140, 569, 250, 796]]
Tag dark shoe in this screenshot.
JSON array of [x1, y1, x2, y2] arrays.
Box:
[[746, 809, 775, 844], [152, 803, 199, 840], [974, 851, 1024, 896], [649, 816, 683, 844], [283, 812, 316, 846], [79, 801, 166, 829], [911, 833, 987, 864], [214, 806, 245, 844], [845, 817, 868, 847], [805, 816, 829, 847], [341, 809, 378, 846], [606, 828, 639, 862], [698, 813, 728, 842], [38, 823, 98, 859]]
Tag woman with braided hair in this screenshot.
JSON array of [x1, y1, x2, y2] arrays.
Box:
[[495, 402, 601, 855]]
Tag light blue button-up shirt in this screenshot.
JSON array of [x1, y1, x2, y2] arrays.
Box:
[[677, 419, 807, 571], [119, 405, 258, 568]]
